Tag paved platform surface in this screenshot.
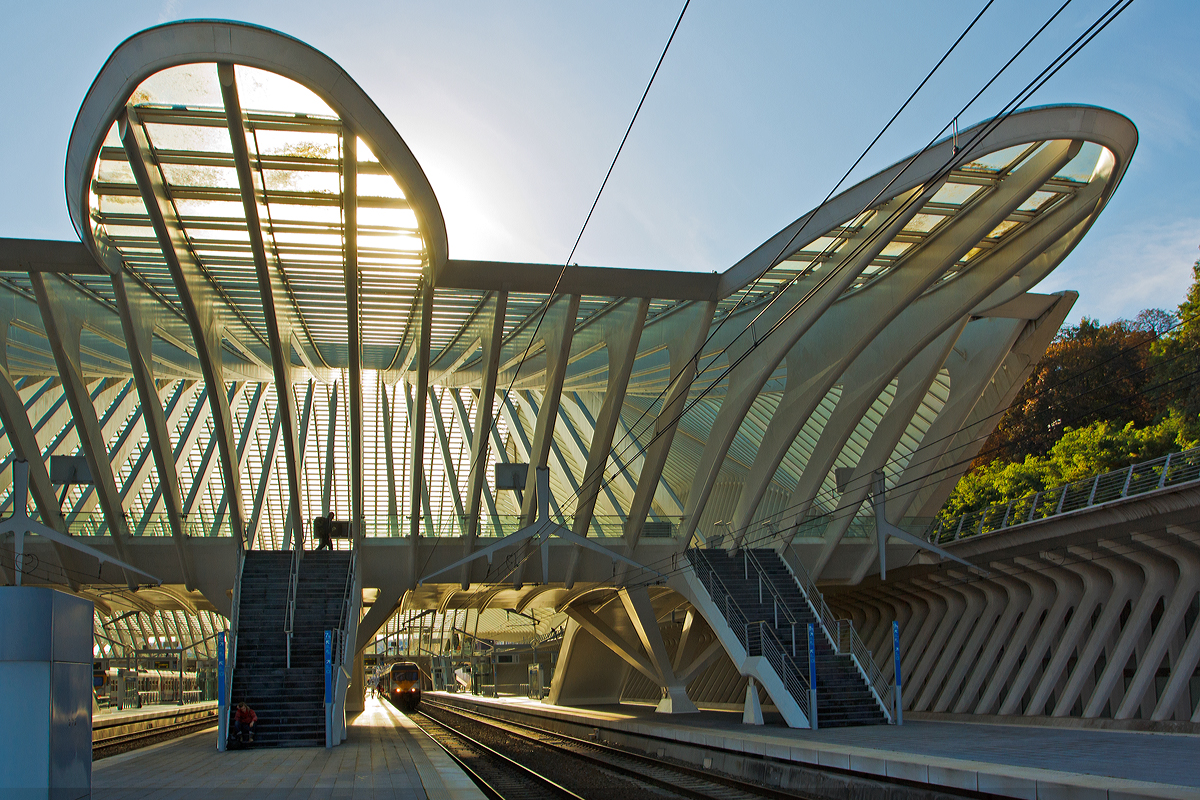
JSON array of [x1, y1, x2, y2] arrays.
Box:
[[95, 701, 218, 724], [433, 692, 1200, 800], [93, 697, 485, 799]]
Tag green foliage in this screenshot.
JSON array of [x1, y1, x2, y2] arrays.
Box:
[[941, 258, 1200, 522], [939, 415, 1200, 523]]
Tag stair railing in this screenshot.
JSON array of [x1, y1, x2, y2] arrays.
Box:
[[739, 549, 803, 656], [283, 548, 301, 669], [327, 549, 360, 747], [218, 547, 246, 751], [772, 548, 894, 723], [686, 550, 812, 720], [835, 619, 894, 722], [763, 548, 840, 647]]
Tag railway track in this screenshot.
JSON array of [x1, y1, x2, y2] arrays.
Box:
[[416, 698, 806, 800], [92, 718, 217, 759], [409, 709, 585, 799]]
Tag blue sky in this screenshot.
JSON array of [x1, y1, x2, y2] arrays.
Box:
[[2, 1, 1196, 324]]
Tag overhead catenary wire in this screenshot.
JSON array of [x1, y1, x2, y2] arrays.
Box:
[[436, 2, 694, 563], [472, 0, 1137, 599], [608, 354, 1200, 593], [472, 0, 1140, 595], [557, 0, 1134, 526]]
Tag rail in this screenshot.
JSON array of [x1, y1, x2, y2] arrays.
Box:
[[283, 547, 300, 669], [834, 619, 894, 720], [335, 549, 357, 668], [761, 548, 894, 722], [929, 445, 1200, 545], [686, 549, 811, 719]]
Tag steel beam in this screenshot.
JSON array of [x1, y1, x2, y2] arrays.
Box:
[[461, 292, 506, 586], [31, 272, 138, 586], [219, 62, 306, 553], [343, 134, 365, 546], [408, 282, 434, 540], [119, 106, 253, 548], [111, 270, 197, 586]]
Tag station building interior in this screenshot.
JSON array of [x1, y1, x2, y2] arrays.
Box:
[[4, 19, 1200, 797]]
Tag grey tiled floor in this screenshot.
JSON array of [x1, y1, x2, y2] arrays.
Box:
[[93, 697, 484, 799], [569, 701, 1200, 788]]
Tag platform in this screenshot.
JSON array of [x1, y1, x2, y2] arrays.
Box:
[[91, 697, 485, 799], [430, 692, 1200, 800], [94, 701, 219, 744]]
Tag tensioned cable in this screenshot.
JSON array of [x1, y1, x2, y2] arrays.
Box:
[[496, 0, 692, 408], [555, 0, 1083, 520], [398, 0, 1133, 612], [612, 351, 1200, 592], [437, 2, 693, 555], [543, 0, 1001, 520], [560, 0, 1130, 525], [695, 298, 1193, 539], [446, 0, 1096, 599], [477, 0, 1138, 593]]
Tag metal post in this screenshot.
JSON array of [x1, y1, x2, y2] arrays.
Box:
[[807, 622, 818, 730], [178, 645, 185, 706], [1158, 452, 1174, 489], [893, 621, 903, 725], [216, 631, 226, 750], [324, 630, 333, 748]]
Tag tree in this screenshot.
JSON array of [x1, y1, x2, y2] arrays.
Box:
[[1150, 258, 1200, 419], [979, 317, 1159, 465]]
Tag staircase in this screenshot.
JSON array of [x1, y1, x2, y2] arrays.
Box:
[[689, 548, 889, 727], [230, 550, 353, 747]]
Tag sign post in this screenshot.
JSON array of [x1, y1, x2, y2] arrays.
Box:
[[324, 630, 333, 748], [893, 621, 903, 725], [807, 622, 818, 730], [216, 631, 226, 750]]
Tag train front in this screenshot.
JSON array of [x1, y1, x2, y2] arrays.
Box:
[[387, 662, 422, 712]]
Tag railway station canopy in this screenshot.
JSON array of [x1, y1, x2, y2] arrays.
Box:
[[0, 21, 1135, 647]]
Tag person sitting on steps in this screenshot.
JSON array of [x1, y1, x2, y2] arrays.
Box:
[[232, 702, 257, 743]]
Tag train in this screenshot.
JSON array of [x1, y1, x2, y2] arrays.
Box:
[[378, 661, 423, 712], [94, 664, 206, 709]]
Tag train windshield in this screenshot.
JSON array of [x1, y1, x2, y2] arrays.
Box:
[[391, 666, 420, 682]]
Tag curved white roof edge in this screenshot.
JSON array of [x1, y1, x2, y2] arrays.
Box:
[[721, 104, 1138, 299], [64, 18, 448, 274]]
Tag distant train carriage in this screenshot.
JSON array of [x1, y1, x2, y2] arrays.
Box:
[[380, 661, 422, 711]]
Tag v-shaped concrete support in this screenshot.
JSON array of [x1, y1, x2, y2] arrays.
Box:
[[871, 471, 981, 580], [420, 467, 658, 586], [0, 461, 160, 586]]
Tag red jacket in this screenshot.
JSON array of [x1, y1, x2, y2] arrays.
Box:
[[234, 707, 257, 725]]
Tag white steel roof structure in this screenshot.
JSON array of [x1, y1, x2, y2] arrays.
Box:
[[0, 21, 1135, 630]]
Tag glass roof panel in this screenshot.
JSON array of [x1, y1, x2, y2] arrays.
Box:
[[930, 183, 981, 206], [131, 63, 222, 107], [961, 143, 1029, 173], [234, 65, 336, 117]]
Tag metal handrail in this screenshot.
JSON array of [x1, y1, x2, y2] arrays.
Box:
[[740, 549, 801, 646], [771, 547, 841, 648], [835, 619, 894, 720], [283, 548, 301, 669], [759, 547, 893, 722], [335, 550, 357, 668], [686, 550, 811, 718], [930, 445, 1200, 545]]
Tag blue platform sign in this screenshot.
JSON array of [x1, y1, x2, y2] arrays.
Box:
[[324, 630, 333, 704], [807, 622, 817, 730], [217, 631, 226, 708], [893, 620, 903, 725]]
